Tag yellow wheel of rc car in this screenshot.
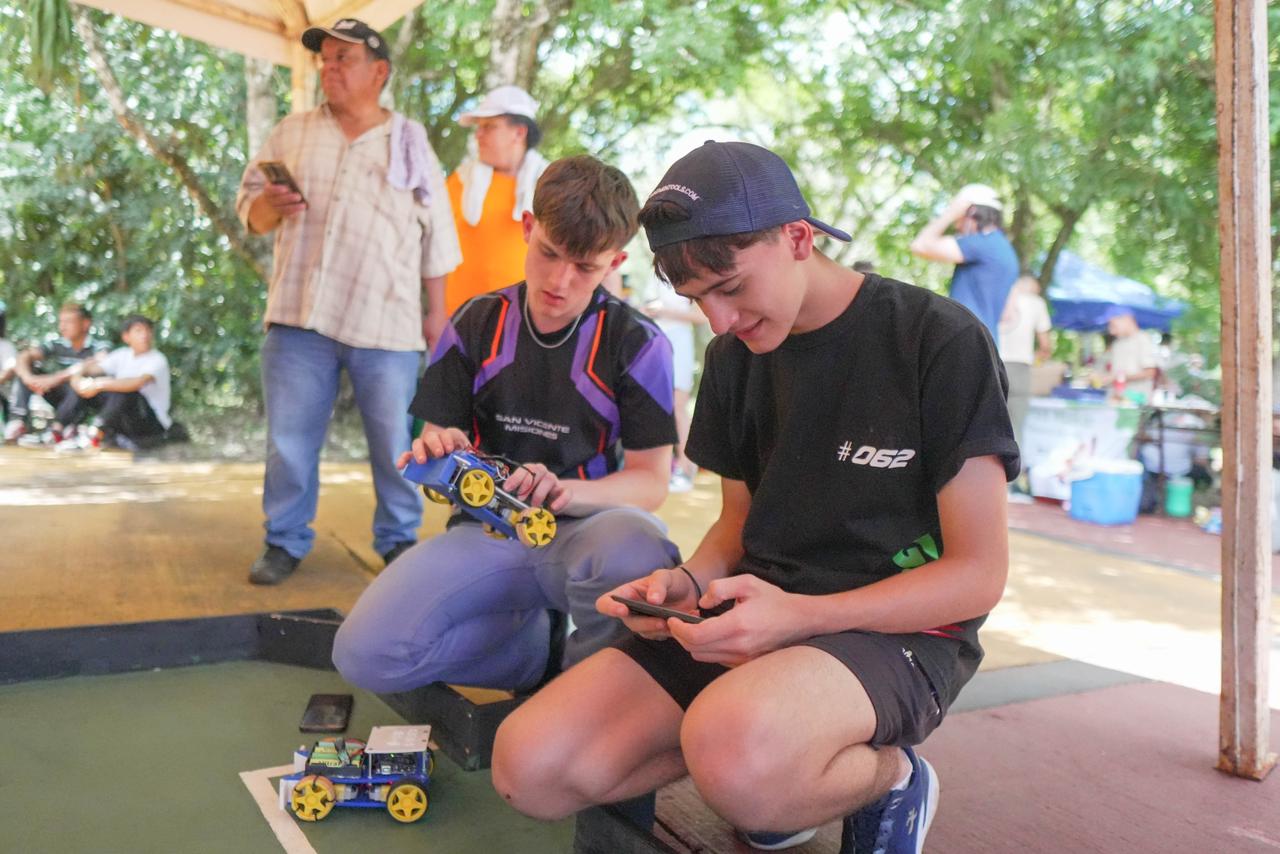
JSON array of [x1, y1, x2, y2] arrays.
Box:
[[514, 507, 557, 548], [458, 470, 495, 507], [423, 487, 451, 504], [386, 780, 429, 823], [291, 775, 336, 822]]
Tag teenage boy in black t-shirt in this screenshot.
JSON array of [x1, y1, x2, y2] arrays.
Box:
[[491, 142, 1018, 853], [333, 156, 681, 694]]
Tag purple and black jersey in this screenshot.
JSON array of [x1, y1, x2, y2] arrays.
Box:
[[412, 283, 677, 480]]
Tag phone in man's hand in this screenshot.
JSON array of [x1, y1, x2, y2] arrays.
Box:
[[259, 160, 306, 203], [610, 595, 704, 624]]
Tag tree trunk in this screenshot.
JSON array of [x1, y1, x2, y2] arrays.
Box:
[[1038, 205, 1086, 287], [99, 179, 129, 292], [72, 6, 268, 282], [244, 57, 276, 158], [1008, 182, 1035, 276], [391, 6, 420, 66], [486, 0, 570, 91]]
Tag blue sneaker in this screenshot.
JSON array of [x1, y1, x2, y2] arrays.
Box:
[[740, 827, 818, 850], [848, 747, 938, 854]]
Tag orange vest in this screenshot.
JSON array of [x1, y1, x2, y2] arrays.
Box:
[[444, 171, 529, 317]]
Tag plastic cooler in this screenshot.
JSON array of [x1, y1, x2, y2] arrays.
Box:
[[1069, 460, 1144, 525]]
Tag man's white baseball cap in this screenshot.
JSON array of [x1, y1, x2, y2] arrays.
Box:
[[958, 183, 1003, 211], [459, 85, 539, 125]]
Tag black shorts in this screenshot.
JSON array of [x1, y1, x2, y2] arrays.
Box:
[[612, 630, 970, 747]]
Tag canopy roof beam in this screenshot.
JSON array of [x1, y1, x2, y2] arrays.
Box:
[[74, 0, 427, 111]]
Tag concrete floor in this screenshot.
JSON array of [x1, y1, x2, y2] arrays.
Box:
[[3, 444, 1273, 697]]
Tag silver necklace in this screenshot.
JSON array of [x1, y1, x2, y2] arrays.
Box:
[[523, 294, 585, 349]]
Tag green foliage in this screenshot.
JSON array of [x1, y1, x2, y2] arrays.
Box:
[[6, 0, 72, 91], [388, 0, 817, 170], [1, 7, 268, 411], [2, 0, 818, 414], [766, 0, 1278, 373], [1, 0, 1271, 423]]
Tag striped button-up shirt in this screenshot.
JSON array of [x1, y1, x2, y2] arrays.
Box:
[[236, 105, 462, 351]]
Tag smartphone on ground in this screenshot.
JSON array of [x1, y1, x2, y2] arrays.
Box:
[[299, 693, 353, 733]]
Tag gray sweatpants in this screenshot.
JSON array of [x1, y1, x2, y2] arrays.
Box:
[[332, 507, 681, 693]]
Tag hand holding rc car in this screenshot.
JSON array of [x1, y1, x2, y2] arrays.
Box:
[[402, 425, 472, 465], [500, 460, 572, 513], [401, 445, 558, 548]]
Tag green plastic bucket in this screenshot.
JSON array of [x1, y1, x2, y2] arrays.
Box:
[[1165, 476, 1194, 518]]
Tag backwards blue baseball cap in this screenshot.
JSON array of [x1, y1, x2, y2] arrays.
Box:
[[643, 141, 852, 250]]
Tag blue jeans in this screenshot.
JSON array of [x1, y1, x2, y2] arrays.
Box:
[[332, 508, 682, 693], [261, 325, 423, 559]]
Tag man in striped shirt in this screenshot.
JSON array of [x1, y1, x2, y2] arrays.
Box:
[[235, 18, 461, 585]]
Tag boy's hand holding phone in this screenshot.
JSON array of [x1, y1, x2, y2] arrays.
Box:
[[598, 567, 703, 640], [611, 595, 704, 624]]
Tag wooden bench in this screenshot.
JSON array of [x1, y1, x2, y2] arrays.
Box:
[[574, 781, 848, 853], [377, 682, 527, 771]]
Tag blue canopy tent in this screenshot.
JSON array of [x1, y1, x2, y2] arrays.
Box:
[[1046, 250, 1187, 332]]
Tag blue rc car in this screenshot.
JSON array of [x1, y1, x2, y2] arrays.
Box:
[[280, 725, 435, 823], [402, 450, 557, 548]]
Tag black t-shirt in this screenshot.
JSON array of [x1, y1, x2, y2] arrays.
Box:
[[686, 274, 1019, 686], [412, 283, 678, 479]]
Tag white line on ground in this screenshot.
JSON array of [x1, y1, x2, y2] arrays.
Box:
[[239, 764, 317, 854]]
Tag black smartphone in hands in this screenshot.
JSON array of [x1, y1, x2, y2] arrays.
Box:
[[299, 693, 353, 733], [610, 595, 704, 624], [259, 160, 306, 203]]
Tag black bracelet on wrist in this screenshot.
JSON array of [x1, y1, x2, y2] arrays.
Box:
[[676, 564, 702, 603]]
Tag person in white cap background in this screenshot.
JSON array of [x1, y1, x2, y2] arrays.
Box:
[[234, 18, 462, 585], [442, 85, 551, 329], [909, 183, 1020, 347]]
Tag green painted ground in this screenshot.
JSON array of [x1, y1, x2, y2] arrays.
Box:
[[0, 661, 573, 854]]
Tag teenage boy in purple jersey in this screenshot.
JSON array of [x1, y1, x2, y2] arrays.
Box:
[[491, 142, 1018, 853], [334, 155, 680, 694]]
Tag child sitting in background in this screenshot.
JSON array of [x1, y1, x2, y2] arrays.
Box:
[[72, 314, 172, 451]]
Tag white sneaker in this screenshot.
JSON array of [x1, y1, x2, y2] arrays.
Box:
[[740, 828, 819, 850], [17, 430, 53, 448], [55, 429, 83, 452], [669, 471, 695, 493], [56, 428, 100, 453], [3, 419, 25, 443]]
